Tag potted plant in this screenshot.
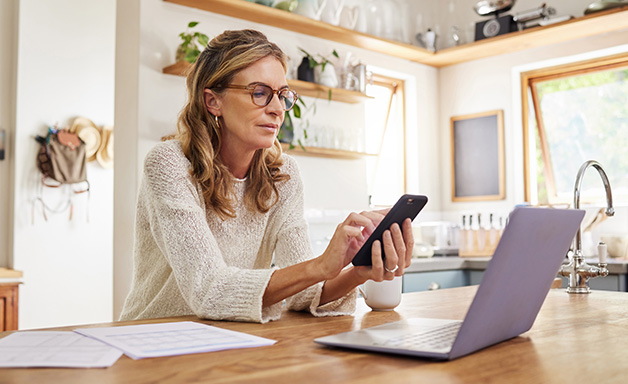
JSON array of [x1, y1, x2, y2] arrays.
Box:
[[298, 48, 339, 89], [176, 21, 209, 64]]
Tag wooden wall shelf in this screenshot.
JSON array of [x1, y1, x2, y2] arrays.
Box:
[[162, 63, 373, 159], [163, 0, 628, 68], [280, 143, 375, 160], [429, 7, 628, 67], [163, 62, 371, 104], [287, 79, 372, 104]]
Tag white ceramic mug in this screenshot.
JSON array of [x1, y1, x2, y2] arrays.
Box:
[[359, 276, 402, 311]]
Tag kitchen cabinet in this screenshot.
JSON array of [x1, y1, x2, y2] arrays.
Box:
[[0, 283, 19, 331], [555, 274, 627, 292], [469, 271, 627, 292], [403, 270, 469, 292], [405, 259, 628, 293], [163, 0, 628, 68], [469, 270, 484, 286]]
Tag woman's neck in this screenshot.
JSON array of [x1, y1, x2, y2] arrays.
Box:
[[220, 146, 255, 179]]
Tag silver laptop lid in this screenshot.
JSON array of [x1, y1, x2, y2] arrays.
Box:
[[449, 207, 585, 359]]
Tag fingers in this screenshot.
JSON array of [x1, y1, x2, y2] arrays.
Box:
[[342, 212, 373, 230], [402, 218, 414, 268], [370, 240, 385, 281], [357, 210, 386, 237], [348, 210, 416, 283], [381, 230, 397, 269], [372, 208, 391, 217], [335, 221, 365, 244], [342, 211, 384, 238], [322, 222, 371, 280], [381, 220, 414, 277], [388, 224, 406, 276]]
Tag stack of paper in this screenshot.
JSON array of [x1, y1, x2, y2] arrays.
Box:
[[0, 331, 123, 368], [0, 321, 276, 368], [74, 321, 277, 359]]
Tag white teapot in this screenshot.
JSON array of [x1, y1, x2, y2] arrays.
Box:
[[293, 0, 328, 20]]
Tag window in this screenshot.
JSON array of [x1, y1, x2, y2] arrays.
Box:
[[522, 53, 628, 205], [364, 74, 406, 207]]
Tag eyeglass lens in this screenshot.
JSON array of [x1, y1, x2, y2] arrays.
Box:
[[252, 84, 296, 111]]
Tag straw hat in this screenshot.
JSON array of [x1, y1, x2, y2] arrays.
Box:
[[96, 125, 114, 169], [70, 117, 101, 162]]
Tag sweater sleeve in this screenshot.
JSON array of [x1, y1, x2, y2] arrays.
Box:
[[272, 156, 357, 317], [141, 144, 279, 323]]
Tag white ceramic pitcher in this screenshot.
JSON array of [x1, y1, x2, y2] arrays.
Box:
[[314, 64, 338, 88], [320, 0, 345, 25], [338, 5, 359, 30], [293, 0, 328, 20]]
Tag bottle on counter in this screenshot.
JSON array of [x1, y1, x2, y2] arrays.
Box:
[[459, 215, 467, 253], [468, 214, 477, 253], [477, 213, 486, 252], [488, 213, 499, 250]]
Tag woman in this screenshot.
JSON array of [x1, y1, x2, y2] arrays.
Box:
[[120, 29, 414, 323]]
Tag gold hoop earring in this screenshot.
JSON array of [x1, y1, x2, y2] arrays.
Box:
[[214, 115, 220, 128]]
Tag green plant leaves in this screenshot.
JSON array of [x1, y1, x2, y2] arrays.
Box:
[[299, 46, 338, 70], [184, 49, 201, 63], [195, 32, 209, 47], [177, 22, 210, 64]]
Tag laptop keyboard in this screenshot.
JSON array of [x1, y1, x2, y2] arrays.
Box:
[[378, 322, 461, 351]]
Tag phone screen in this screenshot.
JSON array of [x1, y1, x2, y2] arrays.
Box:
[[351, 194, 428, 267]]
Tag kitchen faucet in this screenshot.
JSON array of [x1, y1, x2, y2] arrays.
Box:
[[558, 160, 614, 293]]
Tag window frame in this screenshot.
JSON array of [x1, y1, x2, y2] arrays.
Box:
[[521, 52, 628, 204], [366, 73, 407, 207]]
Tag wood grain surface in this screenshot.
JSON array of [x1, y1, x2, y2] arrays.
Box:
[[2, 286, 628, 383]]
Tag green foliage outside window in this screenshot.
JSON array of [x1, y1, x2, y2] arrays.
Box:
[[532, 66, 628, 203]]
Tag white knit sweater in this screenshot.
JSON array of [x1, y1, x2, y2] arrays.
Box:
[[120, 140, 356, 323]]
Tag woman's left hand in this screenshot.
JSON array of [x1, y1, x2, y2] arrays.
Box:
[[354, 217, 414, 282]]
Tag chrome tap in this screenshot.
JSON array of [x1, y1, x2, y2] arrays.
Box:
[[558, 160, 614, 293]]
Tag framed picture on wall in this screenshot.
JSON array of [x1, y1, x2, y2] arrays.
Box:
[[450, 110, 505, 202]]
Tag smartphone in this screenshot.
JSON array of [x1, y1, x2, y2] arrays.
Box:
[[351, 194, 428, 267]]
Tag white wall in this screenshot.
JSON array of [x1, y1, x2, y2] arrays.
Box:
[[438, 27, 628, 225], [9, 0, 116, 329]]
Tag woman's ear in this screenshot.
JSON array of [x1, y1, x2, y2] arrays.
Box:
[[203, 89, 221, 116]]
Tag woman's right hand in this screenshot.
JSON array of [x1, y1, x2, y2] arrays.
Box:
[[315, 210, 387, 280], [353, 218, 414, 282]]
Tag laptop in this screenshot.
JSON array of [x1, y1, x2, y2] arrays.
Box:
[[315, 207, 585, 360]]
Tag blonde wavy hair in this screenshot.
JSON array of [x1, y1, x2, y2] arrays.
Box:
[[176, 29, 290, 220]]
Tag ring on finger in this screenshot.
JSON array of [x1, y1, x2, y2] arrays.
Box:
[[384, 266, 398, 273]]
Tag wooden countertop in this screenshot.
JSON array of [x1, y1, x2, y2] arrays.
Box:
[[0, 268, 22, 278], [0, 268, 23, 284], [2, 286, 628, 383]]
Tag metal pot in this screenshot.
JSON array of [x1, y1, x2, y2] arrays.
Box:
[[474, 0, 516, 16]]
